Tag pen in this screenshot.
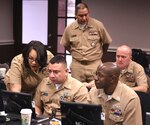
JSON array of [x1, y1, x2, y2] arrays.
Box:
[[37, 117, 49, 123]]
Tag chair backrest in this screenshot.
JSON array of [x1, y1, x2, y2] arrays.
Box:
[[132, 49, 149, 69], [132, 48, 150, 77], [147, 75, 150, 94], [0, 63, 9, 72]]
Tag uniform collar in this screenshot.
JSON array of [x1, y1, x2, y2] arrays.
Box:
[[97, 82, 123, 102], [73, 17, 93, 30], [46, 74, 72, 90], [121, 60, 134, 75], [111, 82, 123, 102], [62, 74, 72, 90]]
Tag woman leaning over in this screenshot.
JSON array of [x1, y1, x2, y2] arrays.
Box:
[[4, 40, 53, 97]]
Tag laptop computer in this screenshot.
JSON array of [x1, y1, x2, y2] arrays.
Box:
[[60, 101, 103, 125], [0, 90, 49, 123]]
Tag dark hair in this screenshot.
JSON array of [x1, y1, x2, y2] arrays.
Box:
[[50, 55, 67, 67], [75, 3, 89, 15], [22, 40, 47, 71]]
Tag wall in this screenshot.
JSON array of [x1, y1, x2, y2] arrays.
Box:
[[0, 0, 150, 64], [82, 0, 150, 53], [0, 0, 14, 64], [0, 0, 13, 45]]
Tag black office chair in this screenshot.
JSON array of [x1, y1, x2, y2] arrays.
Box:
[[0, 63, 9, 90], [0, 63, 9, 73], [136, 91, 150, 125], [132, 49, 150, 125]]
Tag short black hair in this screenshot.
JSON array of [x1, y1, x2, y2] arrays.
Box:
[[22, 40, 47, 71], [75, 3, 89, 15], [50, 55, 67, 67]]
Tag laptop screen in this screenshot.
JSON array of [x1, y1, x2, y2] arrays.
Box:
[[1, 90, 36, 118], [60, 101, 103, 125]]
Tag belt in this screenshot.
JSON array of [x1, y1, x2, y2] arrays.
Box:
[[78, 60, 91, 65], [74, 59, 100, 65]]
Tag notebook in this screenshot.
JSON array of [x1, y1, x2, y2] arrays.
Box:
[[0, 90, 49, 123], [60, 101, 104, 125]]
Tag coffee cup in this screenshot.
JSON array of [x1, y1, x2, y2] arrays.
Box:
[[20, 109, 32, 125]]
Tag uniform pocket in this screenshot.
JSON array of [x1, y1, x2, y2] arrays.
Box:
[[40, 92, 50, 103], [88, 35, 100, 48], [109, 113, 123, 124], [70, 37, 80, 47]]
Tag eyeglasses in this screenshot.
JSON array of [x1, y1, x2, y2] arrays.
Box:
[[28, 57, 38, 63]]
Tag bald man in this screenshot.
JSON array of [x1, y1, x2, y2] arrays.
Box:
[[116, 45, 148, 93], [88, 62, 142, 125]]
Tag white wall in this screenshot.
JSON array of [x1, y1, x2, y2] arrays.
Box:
[[82, 0, 150, 53]]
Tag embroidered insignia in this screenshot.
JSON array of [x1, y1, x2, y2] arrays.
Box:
[[60, 92, 71, 101], [125, 73, 135, 82], [110, 105, 122, 116], [109, 104, 123, 123]]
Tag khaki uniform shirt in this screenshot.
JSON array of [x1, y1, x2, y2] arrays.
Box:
[[60, 17, 112, 61], [4, 51, 53, 94], [119, 60, 148, 88], [34, 74, 88, 117], [88, 82, 142, 125]]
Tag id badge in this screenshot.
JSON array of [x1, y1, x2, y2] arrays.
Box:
[[101, 112, 105, 120]]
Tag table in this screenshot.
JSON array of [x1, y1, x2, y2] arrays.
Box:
[[0, 119, 50, 125], [0, 116, 62, 125]]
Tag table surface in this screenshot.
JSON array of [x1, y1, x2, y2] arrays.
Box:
[[0, 117, 62, 125], [0, 120, 50, 125]]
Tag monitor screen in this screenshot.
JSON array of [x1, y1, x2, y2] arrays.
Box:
[[1, 90, 36, 118], [60, 101, 103, 125]]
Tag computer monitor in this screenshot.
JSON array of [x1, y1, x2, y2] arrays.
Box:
[[60, 101, 103, 125], [1, 90, 36, 118]]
